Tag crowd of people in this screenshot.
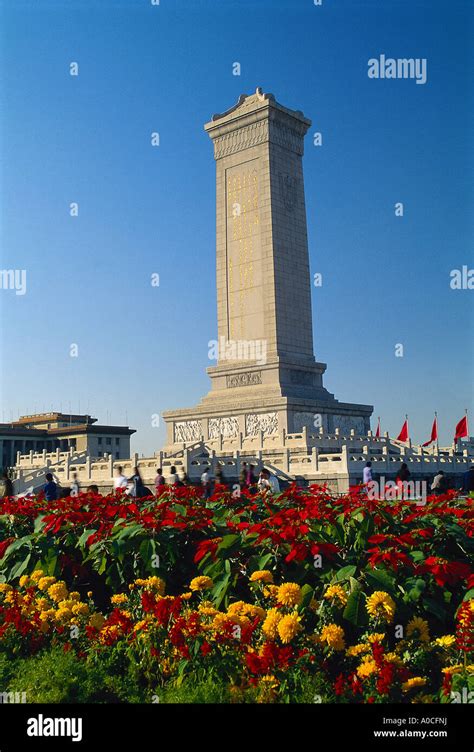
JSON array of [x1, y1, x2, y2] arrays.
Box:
[[27, 461, 281, 501], [1, 460, 473, 502], [362, 460, 474, 496]]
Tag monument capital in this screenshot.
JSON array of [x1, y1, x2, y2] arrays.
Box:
[[204, 87, 312, 159]]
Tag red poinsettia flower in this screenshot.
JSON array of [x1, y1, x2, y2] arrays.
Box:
[[419, 557, 471, 587]]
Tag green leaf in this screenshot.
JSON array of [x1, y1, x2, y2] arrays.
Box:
[[217, 534, 239, 551], [9, 553, 32, 581], [257, 553, 273, 569], [212, 572, 230, 607], [299, 584, 314, 610], [343, 589, 368, 627], [77, 528, 96, 547], [365, 568, 397, 594], [331, 565, 356, 583], [34, 515, 47, 533]]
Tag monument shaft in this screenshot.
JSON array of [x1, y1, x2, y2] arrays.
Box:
[[162, 89, 372, 452]]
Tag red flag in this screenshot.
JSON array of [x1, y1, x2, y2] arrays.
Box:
[[422, 416, 438, 447], [397, 419, 409, 442], [375, 418, 381, 438], [454, 415, 468, 442]]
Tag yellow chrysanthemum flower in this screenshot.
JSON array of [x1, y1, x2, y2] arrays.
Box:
[[72, 603, 89, 616], [262, 608, 283, 639], [407, 616, 430, 643], [69, 592, 81, 601], [367, 632, 386, 644], [89, 613, 106, 630], [212, 613, 227, 631], [366, 591, 396, 623], [38, 576, 57, 592], [250, 570, 274, 584], [357, 657, 378, 679], [0, 583, 13, 593], [346, 643, 371, 657], [227, 601, 265, 621], [324, 584, 348, 607], [190, 576, 214, 592], [111, 593, 128, 605], [277, 582, 302, 607], [277, 612, 302, 644], [144, 576, 166, 594], [434, 635, 456, 649], [402, 677, 427, 692], [30, 570, 44, 583], [55, 608, 73, 624], [58, 599, 77, 611], [441, 664, 463, 675], [385, 652, 404, 667], [263, 585, 280, 600], [47, 582, 68, 602], [39, 609, 55, 620], [19, 575, 30, 587], [319, 623, 346, 651]]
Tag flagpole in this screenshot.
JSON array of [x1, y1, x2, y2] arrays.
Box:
[[435, 411, 439, 456]]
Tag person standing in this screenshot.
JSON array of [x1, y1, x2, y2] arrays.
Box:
[[257, 469, 271, 493], [431, 470, 447, 495], [129, 466, 146, 498], [268, 470, 280, 494], [179, 468, 189, 486], [44, 472, 58, 501], [239, 462, 248, 489], [201, 466, 212, 499], [70, 473, 80, 497], [215, 463, 224, 487], [0, 471, 13, 498], [363, 462, 373, 484], [169, 466, 179, 485], [113, 466, 128, 491], [396, 462, 411, 500], [154, 467, 166, 493]]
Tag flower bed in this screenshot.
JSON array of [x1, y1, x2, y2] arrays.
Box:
[[0, 486, 472, 703]]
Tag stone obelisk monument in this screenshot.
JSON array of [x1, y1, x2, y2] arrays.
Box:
[[163, 89, 372, 451]]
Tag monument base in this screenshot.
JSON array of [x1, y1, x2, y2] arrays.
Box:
[[162, 356, 372, 451]]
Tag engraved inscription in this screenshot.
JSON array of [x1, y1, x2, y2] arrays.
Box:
[[226, 371, 262, 388]]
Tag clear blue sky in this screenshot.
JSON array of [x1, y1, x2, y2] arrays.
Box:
[[0, 0, 472, 454]]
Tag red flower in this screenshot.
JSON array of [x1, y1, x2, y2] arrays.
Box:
[[0, 537, 14, 559], [200, 640, 212, 656], [419, 557, 471, 587]]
